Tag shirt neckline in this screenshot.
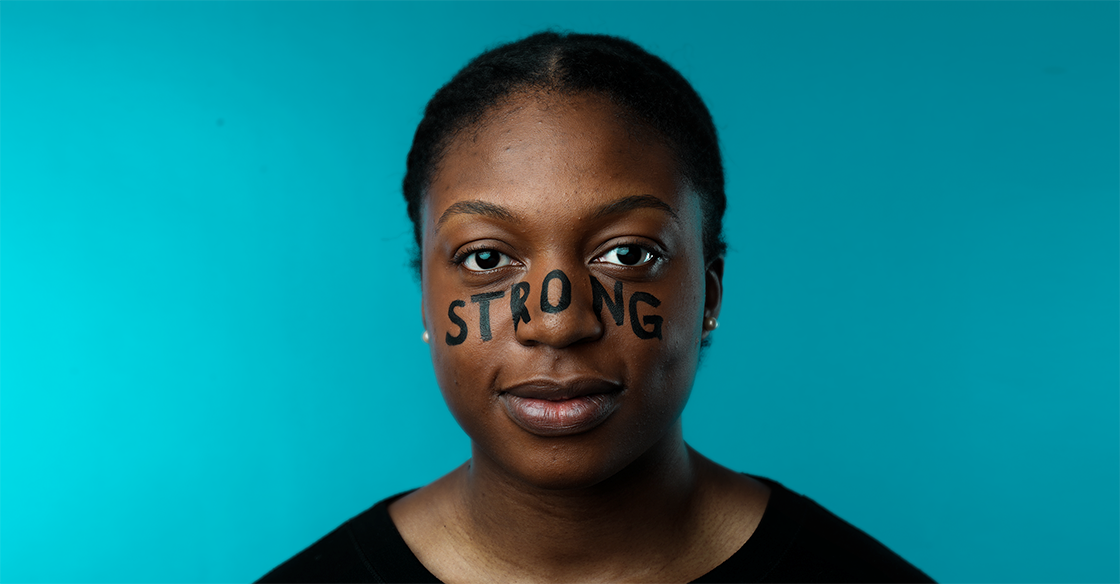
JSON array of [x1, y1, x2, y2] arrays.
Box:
[[353, 474, 804, 583]]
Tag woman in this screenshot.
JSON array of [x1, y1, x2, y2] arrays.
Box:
[[260, 31, 933, 583]]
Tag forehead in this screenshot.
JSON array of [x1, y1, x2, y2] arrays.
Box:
[[425, 92, 691, 229]]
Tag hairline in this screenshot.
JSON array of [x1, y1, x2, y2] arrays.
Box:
[[417, 87, 705, 241]]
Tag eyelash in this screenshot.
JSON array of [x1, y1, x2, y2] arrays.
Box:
[[453, 243, 662, 273], [594, 244, 661, 268], [452, 247, 515, 272]]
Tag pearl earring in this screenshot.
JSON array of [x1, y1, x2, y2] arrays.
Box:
[[703, 316, 719, 332], [422, 330, 430, 344]]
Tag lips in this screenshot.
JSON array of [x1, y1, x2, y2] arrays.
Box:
[[499, 378, 622, 437]]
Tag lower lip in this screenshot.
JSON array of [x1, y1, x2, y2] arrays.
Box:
[[499, 393, 620, 437]]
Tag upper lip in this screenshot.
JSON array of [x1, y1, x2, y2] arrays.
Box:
[[501, 377, 623, 401]]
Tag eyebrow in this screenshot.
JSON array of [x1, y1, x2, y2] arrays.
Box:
[[592, 195, 679, 222], [434, 194, 678, 231], [436, 200, 519, 230]]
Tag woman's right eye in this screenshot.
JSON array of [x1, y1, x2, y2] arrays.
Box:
[[461, 249, 512, 272]]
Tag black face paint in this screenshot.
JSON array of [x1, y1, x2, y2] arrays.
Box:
[[629, 291, 663, 340], [539, 269, 572, 314], [589, 276, 624, 326], [510, 282, 532, 332], [471, 291, 506, 341], [446, 299, 468, 345]]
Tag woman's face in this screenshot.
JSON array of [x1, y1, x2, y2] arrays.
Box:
[[420, 92, 722, 489]]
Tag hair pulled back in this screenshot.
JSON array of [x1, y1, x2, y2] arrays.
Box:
[[403, 31, 727, 268]]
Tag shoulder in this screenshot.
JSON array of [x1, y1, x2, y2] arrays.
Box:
[[255, 517, 375, 583], [760, 477, 935, 583], [256, 491, 432, 584], [697, 476, 935, 583]]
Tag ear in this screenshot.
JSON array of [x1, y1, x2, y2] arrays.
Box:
[[703, 257, 724, 336]]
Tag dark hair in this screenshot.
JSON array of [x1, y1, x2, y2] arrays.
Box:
[[403, 31, 727, 270]]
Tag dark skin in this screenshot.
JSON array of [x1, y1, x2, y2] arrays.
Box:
[[390, 91, 770, 583]]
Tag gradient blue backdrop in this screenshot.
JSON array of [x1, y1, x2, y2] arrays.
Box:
[[3, 2, 1117, 582]]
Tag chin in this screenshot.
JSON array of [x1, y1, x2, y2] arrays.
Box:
[[518, 454, 629, 491], [468, 417, 670, 493]]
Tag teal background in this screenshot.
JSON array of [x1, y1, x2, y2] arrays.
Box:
[[2, 2, 1117, 582]]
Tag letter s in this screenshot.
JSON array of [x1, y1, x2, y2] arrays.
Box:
[[446, 299, 468, 346]]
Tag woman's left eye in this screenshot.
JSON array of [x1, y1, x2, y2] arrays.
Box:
[[461, 249, 512, 271], [597, 245, 658, 267]]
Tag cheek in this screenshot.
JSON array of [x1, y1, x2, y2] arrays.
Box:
[[430, 343, 491, 439], [632, 274, 706, 405], [425, 293, 503, 435]]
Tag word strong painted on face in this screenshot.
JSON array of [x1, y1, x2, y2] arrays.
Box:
[[444, 271, 663, 345]]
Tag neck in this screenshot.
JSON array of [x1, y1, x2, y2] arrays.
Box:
[[454, 423, 705, 580]]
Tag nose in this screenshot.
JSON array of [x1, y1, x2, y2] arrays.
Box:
[[514, 267, 603, 348]]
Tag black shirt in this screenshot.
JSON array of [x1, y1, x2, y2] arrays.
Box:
[[258, 476, 934, 583]]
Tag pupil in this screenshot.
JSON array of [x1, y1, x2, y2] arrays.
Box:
[[476, 251, 499, 269], [618, 246, 641, 265]]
